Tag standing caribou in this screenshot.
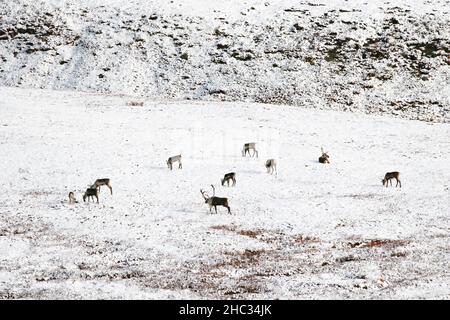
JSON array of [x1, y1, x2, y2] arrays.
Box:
[[83, 187, 99, 203], [382, 172, 401, 188], [200, 185, 231, 214], [167, 155, 182, 170], [265, 159, 277, 175], [242, 143, 258, 158], [221, 172, 236, 187], [91, 178, 113, 195]]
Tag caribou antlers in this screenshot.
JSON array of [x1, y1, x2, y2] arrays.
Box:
[[200, 188, 210, 201]]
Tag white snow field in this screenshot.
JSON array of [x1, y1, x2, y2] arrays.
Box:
[[0, 86, 449, 299]]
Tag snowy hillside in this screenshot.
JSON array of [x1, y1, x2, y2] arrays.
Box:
[[0, 86, 449, 299], [1, 0, 450, 122]]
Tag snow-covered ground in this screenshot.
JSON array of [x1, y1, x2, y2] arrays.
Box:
[[0, 86, 449, 299], [1, 0, 449, 121]]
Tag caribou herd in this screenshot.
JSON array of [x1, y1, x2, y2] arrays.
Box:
[[69, 143, 401, 212]]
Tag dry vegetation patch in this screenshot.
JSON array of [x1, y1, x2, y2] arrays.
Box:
[[347, 239, 410, 248], [293, 234, 321, 244], [210, 225, 321, 246], [213, 249, 269, 269]]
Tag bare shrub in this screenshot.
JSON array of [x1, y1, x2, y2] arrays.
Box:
[[336, 255, 359, 263], [126, 101, 144, 107], [391, 252, 408, 257]]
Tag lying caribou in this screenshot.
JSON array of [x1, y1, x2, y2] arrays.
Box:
[[242, 142, 258, 158], [167, 155, 182, 170], [91, 178, 112, 195], [200, 185, 231, 214], [221, 172, 236, 187], [83, 187, 99, 203], [319, 148, 330, 164], [382, 172, 401, 188]]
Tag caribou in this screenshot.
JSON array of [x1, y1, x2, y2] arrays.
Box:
[[221, 172, 236, 187], [68, 191, 78, 204], [83, 187, 99, 203], [242, 143, 258, 158], [265, 159, 277, 175], [382, 172, 401, 188], [200, 185, 231, 214], [167, 155, 182, 170], [91, 178, 112, 195], [319, 148, 330, 164]]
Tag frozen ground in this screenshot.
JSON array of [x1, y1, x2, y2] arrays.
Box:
[[0, 86, 449, 299]]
